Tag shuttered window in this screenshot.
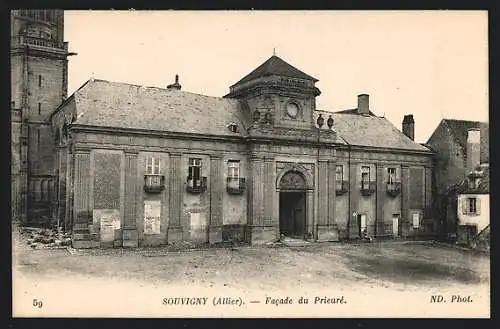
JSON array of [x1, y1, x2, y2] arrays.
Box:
[[462, 197, 481, 216]]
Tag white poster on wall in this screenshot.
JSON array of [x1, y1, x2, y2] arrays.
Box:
[[412, 212, 420, 229], [94, 209, 120, 242], [144, 200, 161, 235]]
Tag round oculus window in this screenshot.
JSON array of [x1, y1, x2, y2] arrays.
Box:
[[286, 103, 299, 118]]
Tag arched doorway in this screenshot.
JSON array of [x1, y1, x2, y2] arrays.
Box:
[[279, 171, 307, 238]]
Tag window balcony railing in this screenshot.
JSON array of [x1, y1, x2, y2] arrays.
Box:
[[144, 175, 165, 193], [13, 35, 65, 50], [335, 180, 349, 195], [186, 176, 207, 194], [226, 177, 246, 195], [360, 181, 376, 196], [386, 181, 401, 197]]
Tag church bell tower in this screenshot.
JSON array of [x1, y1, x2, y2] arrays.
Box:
[[11, 10, 74, 224]]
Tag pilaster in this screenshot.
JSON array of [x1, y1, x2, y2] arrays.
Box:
[[317, 159, 329, 226], [348, 162, 359, 239], [401, 165, 410, 237], [250, 156, 264, 226], [168, 152, 183, 242], [263, 157, 275, 226], [376, 163, 385, 236], [123, 149, 138, 247], [249, 155, 274, 244], [72, 148, 95, 248], [209, 153, 223, 244]]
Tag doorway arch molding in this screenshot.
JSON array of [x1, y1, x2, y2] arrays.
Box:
[[275, 163, 315, 240], [275, 163, 314, 191]]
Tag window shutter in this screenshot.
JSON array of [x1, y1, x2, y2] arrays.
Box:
[[476, 198, 481, 215], [462, 198, 468, 215]]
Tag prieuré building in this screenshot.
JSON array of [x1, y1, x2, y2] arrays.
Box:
[[11, 10, 436, 248]]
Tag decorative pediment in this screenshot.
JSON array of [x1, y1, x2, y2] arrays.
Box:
[[279, 171, 306, 190], [276, 162, 314, 190]]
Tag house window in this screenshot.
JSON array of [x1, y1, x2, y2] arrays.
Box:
[[335, 165, 343, 182], [361, 166, 370, 189], [387, 167, 396, 184], [228, 160, 240, 179], [188, 158, 202, 181], [146, 156, 160, 175], [468, 197, 477, 214]]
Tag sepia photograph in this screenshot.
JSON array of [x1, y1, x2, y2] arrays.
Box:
[[11, 10, 489, 318]]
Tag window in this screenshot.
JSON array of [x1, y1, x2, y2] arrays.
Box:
[[468, 197, 477, 214], [336, 165, 343, 182], [37, 130, 40, 151], [361, 166, 370, 189], [146, 156, 160, 175], [227, 160, 240, 179], [38, 103, 41, 115], [188, 158, 202, 181], [387, 167, 396, 184], [38, 75, 42, 87]]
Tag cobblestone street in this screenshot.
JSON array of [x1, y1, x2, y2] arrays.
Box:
[[12, 228, 490, 317]]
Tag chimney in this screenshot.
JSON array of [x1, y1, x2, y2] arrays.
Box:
[[402, 114, 415, 141], [167, 74, 182, 90], [357, 94, 369, 115], [466, 128, 481, 173]]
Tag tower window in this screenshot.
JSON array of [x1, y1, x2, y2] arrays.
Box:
[[38, 103, 41, 115], [37, 130, 41, 151], [38, 75, 42, 87]]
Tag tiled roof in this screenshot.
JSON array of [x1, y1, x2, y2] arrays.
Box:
[[232, 55, 318, 86], [457, 165, 490, 194], [315, 110, 431, 152], [72, 79, 247, 137], [70, 79, 430, 152], [335, 108, 377, 116], [442, 119, 489, 163]]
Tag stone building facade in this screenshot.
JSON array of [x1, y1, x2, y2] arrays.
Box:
[[49, 55, 435, 248], [11, 11, 436, 247], [10, 10, 75, 225]]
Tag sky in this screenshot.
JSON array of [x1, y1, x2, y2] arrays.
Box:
[[64, 10, 488, 143]]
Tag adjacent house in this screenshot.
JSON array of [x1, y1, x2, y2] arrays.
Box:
[[455, 164, 489, 245], [426, 119, 489, 240]]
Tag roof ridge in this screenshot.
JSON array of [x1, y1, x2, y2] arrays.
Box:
[[443, 118, 488, 125], [232, 55, 318, 86], [83, 78, 239, 103]]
